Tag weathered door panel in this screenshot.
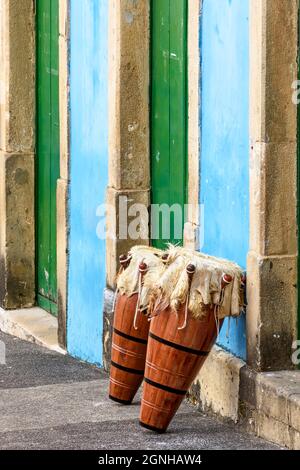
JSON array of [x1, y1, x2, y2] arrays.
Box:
[[36, 0, 60, 315], [151, 0, 188, 248]]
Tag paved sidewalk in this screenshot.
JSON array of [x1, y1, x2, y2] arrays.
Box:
[[0, 331, 280, 450]]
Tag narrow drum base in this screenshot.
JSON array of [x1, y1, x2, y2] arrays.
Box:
[[139, 385, 180, 432], [109, 293, 149, 404], [139, 307, 221, 432], [139, 420, 166, 434], [109, 394, 132, 405], [109, 381, 139, 404]]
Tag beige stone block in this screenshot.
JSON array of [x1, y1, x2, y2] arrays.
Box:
[[187, 0, 200, 225], [0, 0, 35, 153], [256, 413, 291, 448], [59, 0, 69, 39], [0, 1, 8, 127], [59, 35, 70, 181], [255, 371, 300, 431], [289, 392, 300, 433], [106, 187, 150, 288], [255, 375, 289, 426], [191, 346, 244, 422], [249, 0, 265, 144], [263, 0, 298, 143], [250, 0, 298, 144], [0, 152, 35, 308], [183, 222, 199, 251], [292, 429, 300, 450], [108, 0, 150, 190], [57, 0, 70, 348], [249, 142, 297, 256], [240, 369, 300, 448], [56, 178, 69, 348], [247, 251, 297, 371]]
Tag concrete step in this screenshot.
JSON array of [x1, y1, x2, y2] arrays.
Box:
[[240, 367, 300, 449]]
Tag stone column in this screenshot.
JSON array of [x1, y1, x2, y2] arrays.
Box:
[[184, 0, 201, 250], [57, 0, 70, 348], [247, 0, 298, 371], [0, 0, 35, 309], [106, 0, 150, 289]]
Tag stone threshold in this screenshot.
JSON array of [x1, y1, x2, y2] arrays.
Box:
[[0, 307, 66, 355], [189, 346, 300, 450], [239, 366, 300, 449]]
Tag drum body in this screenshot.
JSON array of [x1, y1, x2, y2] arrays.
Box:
[[109, 293, 150, 404], [140, 306, 222, 432]]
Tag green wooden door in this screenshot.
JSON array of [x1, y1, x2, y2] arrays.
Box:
[[36, 0, 60, 316], [151, 0, 188, 249]]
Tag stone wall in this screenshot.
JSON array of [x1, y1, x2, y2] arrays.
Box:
[[0, 0, 35, 309]]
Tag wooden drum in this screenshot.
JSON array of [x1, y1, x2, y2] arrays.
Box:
[[140, 264, 231, 432], [109, 290, 150, 405]]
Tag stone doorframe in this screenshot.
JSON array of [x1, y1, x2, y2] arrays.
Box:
[[247, 0, 298, 371], [0, 0, 70, 348]]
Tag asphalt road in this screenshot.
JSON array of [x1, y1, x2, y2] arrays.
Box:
[[0, 331, 280, 450]]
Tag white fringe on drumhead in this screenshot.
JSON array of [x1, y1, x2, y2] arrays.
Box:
[[116, 246, 166, 313], [116, 245, 245, 320], [150, 246, 245, 320]]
